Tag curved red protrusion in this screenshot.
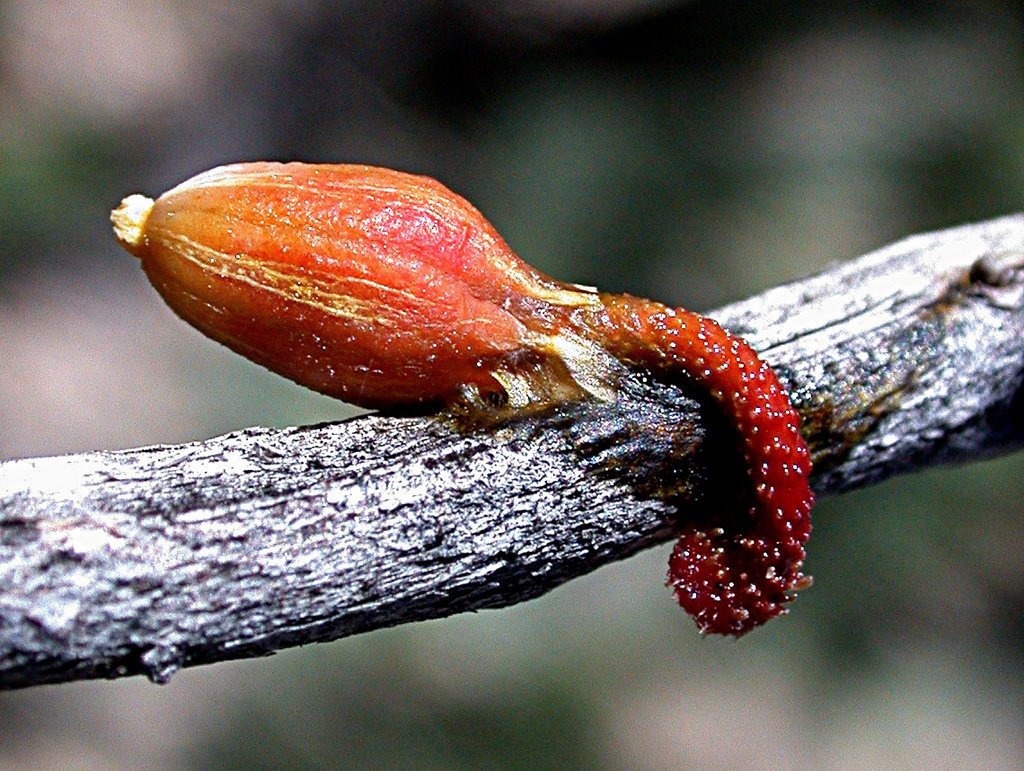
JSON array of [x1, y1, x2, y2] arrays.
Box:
[[594, 297, 814, 636]]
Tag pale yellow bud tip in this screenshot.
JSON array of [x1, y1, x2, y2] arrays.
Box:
[[111, 194, 155, 256]]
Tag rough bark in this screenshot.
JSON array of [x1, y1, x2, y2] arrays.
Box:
[[2, 215, 1024, 689]]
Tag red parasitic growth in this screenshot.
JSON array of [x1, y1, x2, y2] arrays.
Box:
[[112, 162, 814, 636], [591, 298, 814, 635]]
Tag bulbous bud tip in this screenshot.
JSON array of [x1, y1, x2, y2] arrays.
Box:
[[111, 194, 155, 256]]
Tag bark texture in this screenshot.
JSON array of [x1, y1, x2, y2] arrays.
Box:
[[2, 215, 1024, 688]]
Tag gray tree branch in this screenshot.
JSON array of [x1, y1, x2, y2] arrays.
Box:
[[3, 215, 1024, 689]]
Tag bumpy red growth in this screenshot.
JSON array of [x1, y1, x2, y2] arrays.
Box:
[[112, 162, 814, 637], [597, 299, 813, 634]]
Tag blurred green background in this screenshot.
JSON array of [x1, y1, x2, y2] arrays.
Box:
[[2, 1, 1023, 768]]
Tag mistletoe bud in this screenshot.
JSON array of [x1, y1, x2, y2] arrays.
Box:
[[112, 163, 604, 407], [113, 161, 814, 636]]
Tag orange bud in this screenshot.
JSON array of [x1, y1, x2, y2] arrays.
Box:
[[112, 163, 597, 408]]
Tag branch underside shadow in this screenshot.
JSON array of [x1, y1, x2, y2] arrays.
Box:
[[3, 215, 1024, 688]]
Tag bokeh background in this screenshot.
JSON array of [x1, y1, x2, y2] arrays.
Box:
[[2, 1, 1024, 768]]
